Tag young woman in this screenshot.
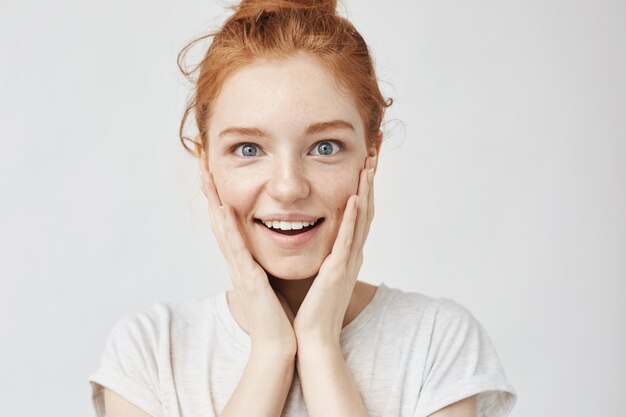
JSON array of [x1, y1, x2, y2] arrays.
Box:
[[89, 1, 517, 416]]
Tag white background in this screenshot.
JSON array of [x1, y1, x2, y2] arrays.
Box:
[[1, 0, 624, 415]]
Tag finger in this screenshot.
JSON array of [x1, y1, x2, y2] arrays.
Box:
[[201, 173, 244, 254], [329, 194, 359, 266], [200, 174, 238, 266], [202, 173, 228, 232], [221, 204, 251, 262], [364, 156, 376, 238], [364, 169, 375, 239], [356, 181, 375, 271], [199, 152, 212, 196], [202, 172, 224, 211], [220, 204, 268, 293], [349, 162, 373, 264], [199, 163, 273, 305]]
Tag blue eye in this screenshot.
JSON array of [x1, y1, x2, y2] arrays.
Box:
[[312, 141, 340, 156], [234, 143, 261, 157]]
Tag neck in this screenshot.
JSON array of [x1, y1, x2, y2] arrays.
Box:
[[267, 273, 316, 315]]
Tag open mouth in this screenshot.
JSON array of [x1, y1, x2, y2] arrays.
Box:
[[254, 218, 325, 236]]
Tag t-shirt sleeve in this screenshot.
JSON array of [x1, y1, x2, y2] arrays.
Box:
[[88, 311, 164, 417], [413, 298, 517, 417]]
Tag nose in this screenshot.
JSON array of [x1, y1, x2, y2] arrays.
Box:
[[265, 156, 310, 204]]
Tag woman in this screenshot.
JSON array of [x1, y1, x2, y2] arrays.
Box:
[[89, 1, 517, 416]]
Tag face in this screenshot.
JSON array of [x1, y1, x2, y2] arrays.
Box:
[[201, 53, 375, 279]]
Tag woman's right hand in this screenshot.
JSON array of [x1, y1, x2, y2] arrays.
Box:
[[201, 171, 297, 359]]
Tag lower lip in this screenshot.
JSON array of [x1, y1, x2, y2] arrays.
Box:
[[256, 221, 322, 249]]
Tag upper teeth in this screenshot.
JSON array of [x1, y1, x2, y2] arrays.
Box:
[[261, 219, 318, 230]]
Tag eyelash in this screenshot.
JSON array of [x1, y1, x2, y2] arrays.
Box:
[[231, 143, 262, 158], [311, 140, 343, 156], [232, 140, 344, 158]]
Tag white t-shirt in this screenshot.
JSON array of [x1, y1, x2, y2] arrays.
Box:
[[88, 282, 517, 417]]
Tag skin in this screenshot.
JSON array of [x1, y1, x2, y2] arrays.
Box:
[[103, 52, 477, 417], [200, 52, 380, 326]]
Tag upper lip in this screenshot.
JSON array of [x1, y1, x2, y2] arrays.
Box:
[[255, 213, 323, 222]]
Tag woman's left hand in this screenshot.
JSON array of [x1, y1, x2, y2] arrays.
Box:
[[292, 155, 377, 347]]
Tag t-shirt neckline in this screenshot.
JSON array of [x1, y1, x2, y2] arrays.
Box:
[[216, 282, 390, 350]]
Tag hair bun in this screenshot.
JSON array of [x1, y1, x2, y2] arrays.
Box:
[[235, 0, 337, 17]]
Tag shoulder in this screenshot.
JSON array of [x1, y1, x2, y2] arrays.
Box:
[[380, 284, 440, 315], [92, 294, 222, 385], [379, 285, 464, 327], [425, 297, 488, 353], [376, 285, 486, 349], [411, 296, 517, 417], [431, 298, 478, 329], [107, 293, 218, 347]]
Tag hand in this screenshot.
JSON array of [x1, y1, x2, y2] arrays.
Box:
[[200, 170, 297, 358], [292, 156, 377, 346]]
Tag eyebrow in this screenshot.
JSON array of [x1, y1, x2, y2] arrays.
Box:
[[218, 119, 355, 138], [306, 119, 355, 135]]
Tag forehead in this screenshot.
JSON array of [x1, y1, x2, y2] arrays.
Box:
[[208, 53, 364, 138]]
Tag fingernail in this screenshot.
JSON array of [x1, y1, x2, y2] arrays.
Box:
[[367, 168, 374, 184]]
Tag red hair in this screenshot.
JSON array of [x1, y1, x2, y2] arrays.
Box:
[[178, 0, 392, 158]]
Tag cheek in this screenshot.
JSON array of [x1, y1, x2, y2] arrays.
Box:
[[319, 170, 360, 217], [212, 171, 257, 218]]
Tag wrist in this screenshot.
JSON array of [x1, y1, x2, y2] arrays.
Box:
[[251, 345, 297, 363], [295, 336, 340, 358], [294, 325, 341, 346]]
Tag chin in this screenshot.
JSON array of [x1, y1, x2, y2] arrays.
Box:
[[260, 258, 321, 280]]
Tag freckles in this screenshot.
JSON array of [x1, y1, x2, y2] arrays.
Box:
[[311, 177, 350, 227], [211, 174, 235, 204], [217, 174, 259, 216], [329, 188, 355, 215]]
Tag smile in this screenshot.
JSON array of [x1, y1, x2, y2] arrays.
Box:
[[254, 216, 324, 247], [254, 218, 325, 235]]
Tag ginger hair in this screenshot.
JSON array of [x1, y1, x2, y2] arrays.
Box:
[[177, 0, 392, 157]]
